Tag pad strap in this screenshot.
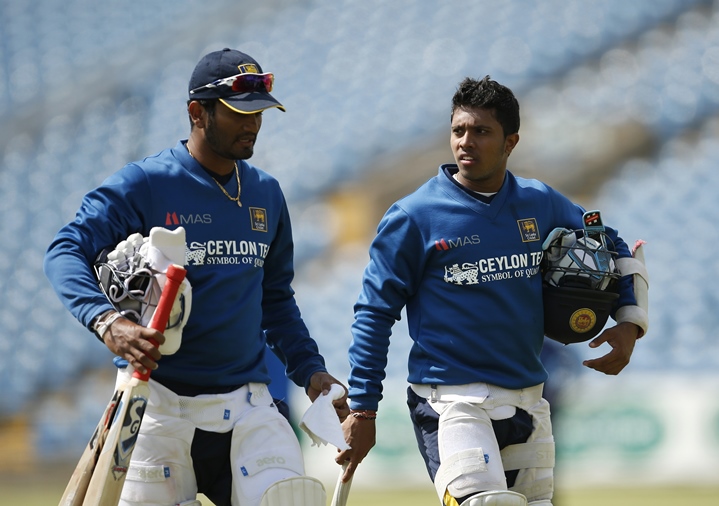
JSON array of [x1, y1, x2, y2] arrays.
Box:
[[500, 442, 555, 471], [125, 463, 170, 483], [511, 477, 554, 503], [434, 448, 489, 501]]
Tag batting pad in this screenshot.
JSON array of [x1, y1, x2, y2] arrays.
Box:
[[259, 476, 326, 506], [435, 402, 507, 499], [460, 490, 528, 506]]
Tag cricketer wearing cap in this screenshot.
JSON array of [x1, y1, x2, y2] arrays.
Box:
[[44, 48, 348, 506]]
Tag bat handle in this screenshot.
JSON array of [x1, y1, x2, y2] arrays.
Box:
[[132, 264, 187, 382], [331, 461, 353, 506]]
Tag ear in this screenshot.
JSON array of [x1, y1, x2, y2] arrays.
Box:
[[505, 132, 519, 156], [187, 101, 206, 129]]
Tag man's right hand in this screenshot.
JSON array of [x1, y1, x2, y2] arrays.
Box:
[[335, 412, 376, 483], [102, 316, 165, 375]]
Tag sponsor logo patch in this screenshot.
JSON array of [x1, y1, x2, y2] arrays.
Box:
[[186, 242, 207, 266], [434, 235, 481, 251], [185, 239, 270, 267], [444, 263, 479, 285], [166, 212, 179, 226], [165, 211, 212, 226]]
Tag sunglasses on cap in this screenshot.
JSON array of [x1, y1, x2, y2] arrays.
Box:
[[190, 72, 274, 96]]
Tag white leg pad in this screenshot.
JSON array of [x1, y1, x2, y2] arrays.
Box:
[[177, 501, 202, 506], [435, 402, 507, 500], [460, 490, 528, 506], [528, 501, 553, 506], [259, 476, 326, 506]]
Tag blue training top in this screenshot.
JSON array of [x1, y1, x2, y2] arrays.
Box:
[[44, 140, 326, 392], [348, 166, 637, 410]]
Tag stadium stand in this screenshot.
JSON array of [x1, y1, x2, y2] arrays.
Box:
[[0, 0, 716, 464]]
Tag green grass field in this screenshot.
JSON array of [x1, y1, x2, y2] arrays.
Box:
[[3, 474, 718, 506]]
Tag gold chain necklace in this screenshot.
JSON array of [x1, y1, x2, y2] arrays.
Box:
[[187, 144, 242, 207]]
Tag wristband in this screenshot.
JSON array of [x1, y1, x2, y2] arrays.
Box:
[[350, 409, 377, 420], [93, 311, 124, 341]]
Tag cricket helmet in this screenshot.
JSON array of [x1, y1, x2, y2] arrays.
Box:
[[541, 228, 621, 344]]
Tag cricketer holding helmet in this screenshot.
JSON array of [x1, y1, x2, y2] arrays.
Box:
[[336, 76, 648, 506], [44, 48, 348, 506]]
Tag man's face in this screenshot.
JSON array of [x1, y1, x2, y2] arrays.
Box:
[[204, 101, 263, 161], [450, 106, 518, 193]]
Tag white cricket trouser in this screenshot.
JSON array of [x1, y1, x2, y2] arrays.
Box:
[[117, 372, 305, 506], [412, 382, 554, 504]]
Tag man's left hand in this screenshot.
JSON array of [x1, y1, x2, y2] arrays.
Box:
[[583, 322, 640, 375]]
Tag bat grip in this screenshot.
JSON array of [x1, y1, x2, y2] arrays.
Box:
[[132, 264, 187, 382]]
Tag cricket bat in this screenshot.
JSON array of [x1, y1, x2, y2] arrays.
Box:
[[57, 385, 124, 506], [331, 461, 353, 506], [78, 263, 187, 506]]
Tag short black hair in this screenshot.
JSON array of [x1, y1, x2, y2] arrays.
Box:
[[451, 76, 520, 137]]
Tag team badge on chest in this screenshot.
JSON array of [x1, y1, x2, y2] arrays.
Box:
[[517, 218, 540, 242], [249, 207, 268, 232]]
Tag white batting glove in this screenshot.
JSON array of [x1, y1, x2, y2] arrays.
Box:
[[96, 227, 192, 355]]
